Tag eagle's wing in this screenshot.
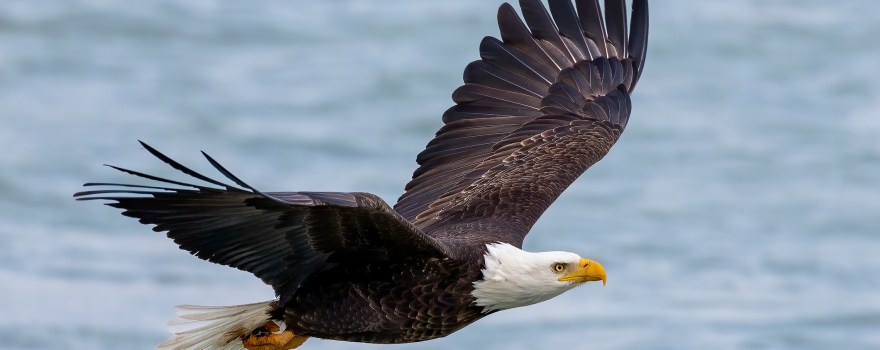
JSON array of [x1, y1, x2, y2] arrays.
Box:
[[394, 0, 648, 245], [75, 142, 450, 302]]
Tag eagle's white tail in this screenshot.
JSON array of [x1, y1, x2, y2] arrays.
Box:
[[158, 300, 274, 350]]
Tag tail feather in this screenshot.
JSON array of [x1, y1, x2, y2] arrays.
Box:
[[158, 301, 275, 350]]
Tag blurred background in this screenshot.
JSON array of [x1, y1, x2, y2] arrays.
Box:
[[1, 0, 879, 349]]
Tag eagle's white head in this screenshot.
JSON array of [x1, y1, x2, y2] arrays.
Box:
[[471, 242, 606, 312]]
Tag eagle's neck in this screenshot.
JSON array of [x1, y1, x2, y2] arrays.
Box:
[[470, 243, 577, 312]]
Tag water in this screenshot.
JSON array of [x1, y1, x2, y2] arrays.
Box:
[[2, 0, 879, 349]]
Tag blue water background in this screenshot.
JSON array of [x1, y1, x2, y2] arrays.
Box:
[[1, 0, 879, 349]]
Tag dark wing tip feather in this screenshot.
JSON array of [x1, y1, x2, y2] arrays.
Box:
[[518, 0, 559, 41], [628, 0, 649, 90], [74, 143, 257, 203], [548, 0, 594, 59], [496, 3, 520, 42], [198, 151, 309, 206], [107, 164, 211, 189], [603, 0, 628, 59], [138, 141, 237, 190], [76, 143, 318, 210], [199, 151, 255, 191], [576, 0, 608, 57], [497, 2, 535, 49]]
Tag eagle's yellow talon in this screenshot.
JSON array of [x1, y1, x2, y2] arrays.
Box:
[[242, 321, 308, 350]]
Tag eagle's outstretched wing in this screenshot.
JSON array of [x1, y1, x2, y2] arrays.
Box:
[[394, 0, 648, 245], [75, 142, 450, 302]]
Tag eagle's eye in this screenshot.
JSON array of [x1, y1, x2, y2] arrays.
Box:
[[552, 263, 566, 273]]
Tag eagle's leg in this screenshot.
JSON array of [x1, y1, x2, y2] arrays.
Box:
[[242, 320, 309, 350]]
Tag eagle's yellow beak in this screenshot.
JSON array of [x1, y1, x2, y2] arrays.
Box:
[[558, 258, 606, 286]]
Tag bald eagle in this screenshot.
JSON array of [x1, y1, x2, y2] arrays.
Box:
[[75, 0, 649, 349]]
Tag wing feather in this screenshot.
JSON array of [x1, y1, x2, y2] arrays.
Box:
[[576, 0, 609, 57], [548, 0, 596, 60], [604, 0, 628, 59], [497, 3, 563, 75], [452, 83, 543, 108], [628, 0, 649, 90], [519, 0, 582, 63], [464, 60, 546, 97]]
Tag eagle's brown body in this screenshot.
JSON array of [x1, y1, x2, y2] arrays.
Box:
[[75, 0, 649, 348], [278, 256, 486, 343], [271, 218, 518, 343]]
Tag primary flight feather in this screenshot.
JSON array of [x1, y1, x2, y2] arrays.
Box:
[[75, 0, 649, 349]]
